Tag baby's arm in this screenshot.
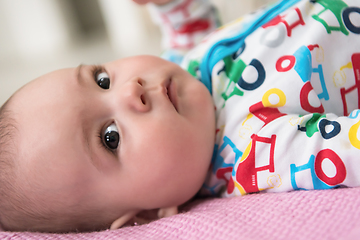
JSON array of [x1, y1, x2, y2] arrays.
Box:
[[135, 0, 221, 63]]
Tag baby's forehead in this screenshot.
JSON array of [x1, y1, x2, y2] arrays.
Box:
[[11, 68, 76, 106], [9, 67, 81, 149]]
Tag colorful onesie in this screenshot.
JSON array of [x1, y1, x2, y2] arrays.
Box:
[[151, 0, 360, 197]]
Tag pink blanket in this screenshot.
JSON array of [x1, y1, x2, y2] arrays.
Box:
[[1, 188, 360, 239]]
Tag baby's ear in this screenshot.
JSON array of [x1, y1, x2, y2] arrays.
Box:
[[157, 206, 178, 218], [110, 211, 138, 230]]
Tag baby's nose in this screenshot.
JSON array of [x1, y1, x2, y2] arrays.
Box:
[[120, 78, 150, 113]]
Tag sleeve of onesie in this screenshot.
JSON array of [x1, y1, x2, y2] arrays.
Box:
[[147, 0, 221, 64]]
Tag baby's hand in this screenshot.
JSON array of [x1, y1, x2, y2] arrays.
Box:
[[132, 0, 172, 5]]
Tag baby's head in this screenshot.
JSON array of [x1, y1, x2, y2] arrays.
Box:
[[0, 55, 215, 232]]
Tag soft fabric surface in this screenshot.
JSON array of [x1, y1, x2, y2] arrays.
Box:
[[1, 188, 360, 239]]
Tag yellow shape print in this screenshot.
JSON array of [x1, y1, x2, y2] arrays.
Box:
[[262, 88, 286, 108], [242, 113, 254, 126], [289, 116, 304, 126], [239, 124, 253, 139], [315, 46, 325, 63], [349, 120, 360, 150], [341, 62, 353, 71], [333, 70, 346, 87], [240, 141, 252, 163], [267, 174, 282, 188], [333, 62, 352, 88], [234, 181, 247, 196]]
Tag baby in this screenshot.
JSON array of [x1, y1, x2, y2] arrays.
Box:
[[1, 0, 360, 233]]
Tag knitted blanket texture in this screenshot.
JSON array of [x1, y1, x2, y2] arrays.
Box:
[[1, 188, 360, 239]]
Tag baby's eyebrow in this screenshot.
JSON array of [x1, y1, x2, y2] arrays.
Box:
[[76, 64, 84, 84], [76, 64, 103, 171]]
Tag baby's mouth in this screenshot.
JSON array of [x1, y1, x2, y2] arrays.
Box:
[[166, 79, 179, 112]]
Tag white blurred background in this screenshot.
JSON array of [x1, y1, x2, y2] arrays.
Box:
[[0, 0, 272, 105]]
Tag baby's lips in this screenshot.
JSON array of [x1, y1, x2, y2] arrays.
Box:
[[167, 78, 179, 112]]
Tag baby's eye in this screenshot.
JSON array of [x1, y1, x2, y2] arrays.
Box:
[[103, 123, 120, 150], [96, 72, 110, 89]]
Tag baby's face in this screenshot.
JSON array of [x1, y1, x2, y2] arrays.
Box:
[[10, 55, 215, 221]]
